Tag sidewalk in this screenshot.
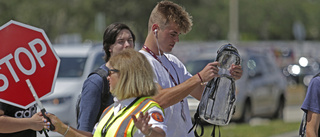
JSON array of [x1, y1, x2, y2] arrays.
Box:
[[269, 105, 302, 137], [269, 130, 299, 137]]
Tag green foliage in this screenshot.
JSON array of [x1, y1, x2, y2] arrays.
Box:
[[1, 0, 319, 43]]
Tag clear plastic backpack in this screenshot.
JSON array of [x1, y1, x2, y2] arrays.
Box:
[[189, 43, 241, 137]]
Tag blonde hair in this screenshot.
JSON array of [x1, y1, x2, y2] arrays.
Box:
[[108, 49, 157, 100], [148, 0, 193, 34]]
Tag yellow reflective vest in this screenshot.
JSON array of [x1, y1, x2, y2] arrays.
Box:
[[93, 97, 163, 137]]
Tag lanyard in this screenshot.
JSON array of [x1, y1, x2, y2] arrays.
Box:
[[101, 97, 140, 137], [143, 45, 187, 121], [143, 45, 180, 86]]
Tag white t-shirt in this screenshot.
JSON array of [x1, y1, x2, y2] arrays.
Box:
[[140, 50, 194, 137]]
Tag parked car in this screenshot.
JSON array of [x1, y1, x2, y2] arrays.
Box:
[[185, 47, 287, 123], [282, 56, 320, 87], [38, 43, 105, 137]]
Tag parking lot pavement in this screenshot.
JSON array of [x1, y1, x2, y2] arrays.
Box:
[[284, 105, 303, 123], [269, 105, 302, 137]]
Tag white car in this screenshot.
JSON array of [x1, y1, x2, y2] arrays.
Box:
[[186, 47, 287, 123], [38, 43, 105, 137]]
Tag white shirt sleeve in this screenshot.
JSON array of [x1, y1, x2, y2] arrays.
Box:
[[133, 106, 167, 137]]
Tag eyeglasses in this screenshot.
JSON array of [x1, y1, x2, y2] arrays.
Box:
[[108, 69, 119, 76]]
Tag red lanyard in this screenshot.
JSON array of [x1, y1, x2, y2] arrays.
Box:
[[143, 45, 186, 122], [143, 45, 180, 86]]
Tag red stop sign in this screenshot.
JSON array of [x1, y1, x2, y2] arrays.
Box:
[[0, 20, 60, 109]]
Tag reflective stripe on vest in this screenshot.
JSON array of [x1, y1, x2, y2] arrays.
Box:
[[93, 97, 162, 137]]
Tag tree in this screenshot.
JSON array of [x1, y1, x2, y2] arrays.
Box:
[[1, 0, 320, 43]]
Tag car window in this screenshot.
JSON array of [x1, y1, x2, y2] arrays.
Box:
[[185, 59, 212, 75], [261, 56, 275, 74], [91, 52, 106, 72], [57, 57, 87, 78]]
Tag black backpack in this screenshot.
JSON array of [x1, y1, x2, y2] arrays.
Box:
[[76, 67, 113, 124]]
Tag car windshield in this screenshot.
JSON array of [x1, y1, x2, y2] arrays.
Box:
[[185, 60, 212, 75], [57, 57, 87, 78]]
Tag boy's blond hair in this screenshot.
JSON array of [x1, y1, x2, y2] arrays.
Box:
[[148, 0, 193, 34]]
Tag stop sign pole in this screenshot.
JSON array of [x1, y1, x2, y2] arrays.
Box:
[[26, 79, 55, 130]]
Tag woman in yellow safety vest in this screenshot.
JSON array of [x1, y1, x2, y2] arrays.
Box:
[[44, 49, 166, 137]]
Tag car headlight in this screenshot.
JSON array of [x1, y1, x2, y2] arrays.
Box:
[[299, 57, 308, 67], [288, 64, 301, 75], [41, 96, 72, 105]]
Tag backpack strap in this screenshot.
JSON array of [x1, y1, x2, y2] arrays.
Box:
[[88, 68, 110, 102], [88, 67, 112, 123], [299, 112, 307, 137], [188, 106, 204, 137], [313, 72, 320, 78], [211, 125, 221, 137], [189, 106, 221, 137]]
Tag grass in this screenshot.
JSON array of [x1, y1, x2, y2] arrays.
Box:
[[191, 120, 301, 137]]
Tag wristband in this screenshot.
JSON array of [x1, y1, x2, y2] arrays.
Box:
[[197, 73, 206, 85], [63, 125, 70, 136]]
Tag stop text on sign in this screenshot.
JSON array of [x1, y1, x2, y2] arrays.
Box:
[[0, 38, 47, 92]]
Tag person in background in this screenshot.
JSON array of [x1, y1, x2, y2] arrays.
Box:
[[0, 104, 46, 136], [139, 1, 243, 136], [45, 49, 166, 137], [77, 22, 136, 132], [301, 72, 320, 137]]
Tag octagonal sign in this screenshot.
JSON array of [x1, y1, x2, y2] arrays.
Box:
[[0, 20, 60, 109]]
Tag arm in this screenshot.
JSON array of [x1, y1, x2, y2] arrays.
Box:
[[0, 111, 46, 133], [153, 62, 220, 108], [190, 64, 243, 100], [78, 75, 103, 132], [154, 62, 243, 108], [45, 113, 92, 137], [306, 110, 320, 137]]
